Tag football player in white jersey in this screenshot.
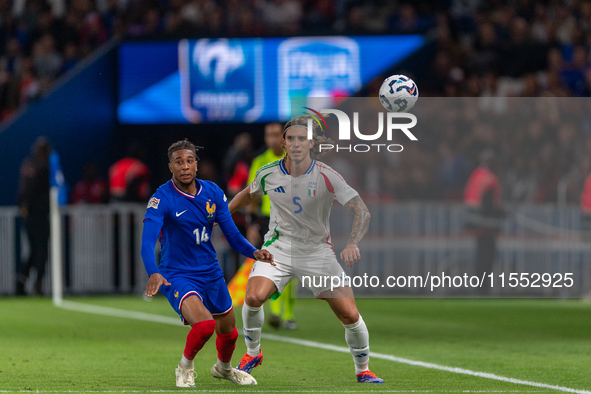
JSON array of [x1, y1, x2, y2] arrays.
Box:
[[229, 116, 384, 383]]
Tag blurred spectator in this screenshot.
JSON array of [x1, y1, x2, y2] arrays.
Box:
[[33, 34, 62, 80], [109, 143, 151, 202], [428, 50, 454, 95], [206, 5, 227, 36], [16, 136, 51, 296], [19, 57, 40, 104], [521, 73, 541, 96], [478, 73, 507, 114], [128, 8, 162, 37], [504, 156, 539, 203], [580, 158, 591, 241], [561, 45, 589, 96], [228, 7, 264, 36], [437, 141, 469, 200], [80, 12, 108, 53], [0, 38, 24, 77], [301, 0, 334, 33], [535, 144, 560, 203], [71, 162, 108, 204], [197, 158, 222, 184], [223, 132, 253, 197], [344, 5, 369, 35], [61, 42, 80, 74], [389, 3, 431, 34], [502, 17, 546, 78], [555, 3, 576, 45], [258, 0, 302, 34], [463, 150, 505, 295], [222, 132, 253, 281], [470, 21, 501, 74]]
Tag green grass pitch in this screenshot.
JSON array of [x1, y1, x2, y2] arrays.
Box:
[[1, 296, 590, 393]]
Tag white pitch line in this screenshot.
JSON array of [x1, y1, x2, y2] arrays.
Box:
[[0, 391, 552, 393], [59, 301, 184, 326], [259, 334, 589, 394], [56, 301, 590, 394]]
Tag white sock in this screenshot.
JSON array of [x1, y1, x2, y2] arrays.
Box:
[[242, 303, 264, 357], [343, 315, 370, 375], [217, 358, 231, 370], [180, 355, 193, 370]]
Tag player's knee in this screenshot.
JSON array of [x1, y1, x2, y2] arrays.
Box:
[[217, 326, 238, 341], [338, 309, 360, 325], [192, 319, 216, 340], [244, 292, 266, 308]]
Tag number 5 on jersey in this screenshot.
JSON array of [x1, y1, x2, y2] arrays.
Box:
[[193, 227, 210, 245], [293, 196, 303, 214]]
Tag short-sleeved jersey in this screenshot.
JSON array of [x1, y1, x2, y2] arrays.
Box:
[[144, 179, 228, 278], [250, 159, 358, 252]]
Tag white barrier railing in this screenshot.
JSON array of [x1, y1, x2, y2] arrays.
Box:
[[0, 207, 18, 295], [0, 203, 589, 296]]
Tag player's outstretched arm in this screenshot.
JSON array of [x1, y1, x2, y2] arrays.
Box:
[[340, 196, 371, 268], [217, 189, 275, 265], [228, 185, 258, 214], [141, 218, 171, 297]]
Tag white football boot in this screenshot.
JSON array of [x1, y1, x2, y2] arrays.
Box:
[[211, 364, 257, 385], [175, 365, 196, 387]]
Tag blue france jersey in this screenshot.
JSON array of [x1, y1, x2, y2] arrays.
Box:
[[144, 179, 228, 278]]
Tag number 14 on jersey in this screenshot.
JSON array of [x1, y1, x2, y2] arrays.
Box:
[[193, 227, 210, 245]]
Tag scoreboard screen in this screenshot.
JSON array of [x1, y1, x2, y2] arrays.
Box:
[[117, 35, 425, 124]]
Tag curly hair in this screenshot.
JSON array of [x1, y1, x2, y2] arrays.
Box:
[[167, 139, 203, 161], [283, 115, 334, 159]]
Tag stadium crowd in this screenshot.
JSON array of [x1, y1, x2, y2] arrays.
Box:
[[389, 0, 591, 205], [323, 96, 591, 206], [7, 0, 591, 205]]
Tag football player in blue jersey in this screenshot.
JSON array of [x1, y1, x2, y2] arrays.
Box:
[[141, 139, 274, 387]]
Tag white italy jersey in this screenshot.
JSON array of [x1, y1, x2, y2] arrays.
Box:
[[250, 159, 358, 253]]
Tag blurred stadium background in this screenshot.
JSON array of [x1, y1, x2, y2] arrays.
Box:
[[2, 0, 591, 392], [2, 0, 591, 297]]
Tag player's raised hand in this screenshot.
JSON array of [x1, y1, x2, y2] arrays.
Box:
[[340, 244, 361, 268], [254, 249, 275, 266], [145, 273, 171, 297]]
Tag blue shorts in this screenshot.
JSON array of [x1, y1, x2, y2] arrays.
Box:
[[160, 272, 233, 325]]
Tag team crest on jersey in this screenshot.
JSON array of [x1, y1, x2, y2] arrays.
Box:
[[174, 291, 179, 298], [147, 197, 160, 209], [308, 182, 317, 197], [206, 200, 216, 219]]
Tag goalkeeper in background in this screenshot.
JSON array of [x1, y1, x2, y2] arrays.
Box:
[[247, 123, 297, 330]]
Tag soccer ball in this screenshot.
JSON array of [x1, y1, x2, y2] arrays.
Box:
[[379, 74, 419, 113]]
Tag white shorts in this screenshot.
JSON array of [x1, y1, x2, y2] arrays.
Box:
[[249, 244, 349, 297]]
